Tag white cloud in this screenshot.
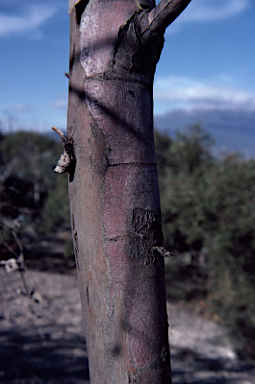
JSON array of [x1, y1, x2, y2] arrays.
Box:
[[181, 0, 250, 22], [13, 103, 33, 112], [154, 76, 255, 113], [0, 5, 56, 38], [167, 0, 251, 33], [51, 97, 68, 110]]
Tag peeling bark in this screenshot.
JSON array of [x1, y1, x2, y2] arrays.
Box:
[[52, 126, 76, 174], [64, 0, 191, 382]]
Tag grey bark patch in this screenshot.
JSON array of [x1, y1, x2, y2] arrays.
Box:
[[113, 14, 140, 72], [89, 122, 110, 175], [125, 208, 163, 265]]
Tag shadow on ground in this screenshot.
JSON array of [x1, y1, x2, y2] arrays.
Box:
[[0, 327, 89, 384], [1, 328, 255, 384], [1, 269, 255, 384], [171, 346, 255, 384]]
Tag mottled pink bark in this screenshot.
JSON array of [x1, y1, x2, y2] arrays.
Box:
[[63, 0, 191, 382]]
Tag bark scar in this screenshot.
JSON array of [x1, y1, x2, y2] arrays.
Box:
[[125, 208, 163, 265], [89, 122, 111, 175], [72, 214, 80, 270]]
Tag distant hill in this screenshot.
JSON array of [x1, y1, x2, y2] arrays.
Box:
[[154, 108, 255, 157], [42, 108, 255, 157]]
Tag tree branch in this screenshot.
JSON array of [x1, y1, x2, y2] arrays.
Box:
[[140, 0, 192, 35], [68, 0, 81, 14]]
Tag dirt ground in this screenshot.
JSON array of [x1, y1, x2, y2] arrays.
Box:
[[0, 268, 255, 384]]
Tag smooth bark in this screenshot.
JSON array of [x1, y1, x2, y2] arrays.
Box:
[[60, 0, 192, 382]]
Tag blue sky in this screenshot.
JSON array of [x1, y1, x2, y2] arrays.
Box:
[[0, 0, 254, 136]]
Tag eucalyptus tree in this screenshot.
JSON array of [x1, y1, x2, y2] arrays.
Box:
[[54, 0, 191, 382]]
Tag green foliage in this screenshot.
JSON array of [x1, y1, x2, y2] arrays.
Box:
[[38, 174, 70, 235], [0, 131, 74, 264], [166, 124, 214, 174], [1, 127, 255, 358], [156, 125, 255, 358], [0, 131, 61, 208]]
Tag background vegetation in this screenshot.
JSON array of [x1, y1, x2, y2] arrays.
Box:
[[1, 127, 255, 359]]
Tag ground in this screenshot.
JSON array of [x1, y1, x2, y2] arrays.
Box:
[[0, 267, 255, 384]]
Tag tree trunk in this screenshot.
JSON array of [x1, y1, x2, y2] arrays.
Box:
[[63, 0, 191, 382]]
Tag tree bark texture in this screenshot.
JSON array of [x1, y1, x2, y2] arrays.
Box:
[[65, 0, 191, 382]]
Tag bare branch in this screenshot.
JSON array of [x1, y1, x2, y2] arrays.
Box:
[[141, 0, 192, 35], [11, 230, 24, 265], [52, 125, 70, 174], [52, 125, 66, 140], [52, 126, 76, 174]]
